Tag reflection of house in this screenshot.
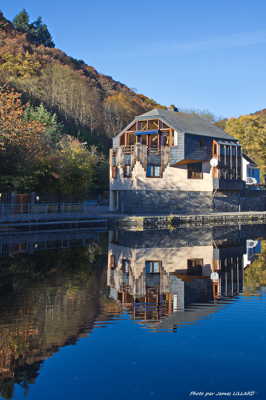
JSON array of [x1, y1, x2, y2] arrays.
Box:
[[242, 153, 260, 185], [243, 239, 261, 269], [107, 230, 245, 328], [109, 108, 245, 214]]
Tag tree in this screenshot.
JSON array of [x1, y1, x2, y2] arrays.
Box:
[[12, 10, 55, 48], [12, 9, 30, 32], [29, 17, 55, 48], [225, 114, 266, 174], [180, 107, 217, 122], [23, 103, 63, 143], [0, 50, 41, 84], [51, 136, 108, 197], [0, 89, 45, 152], [0, 89, 47, 191]]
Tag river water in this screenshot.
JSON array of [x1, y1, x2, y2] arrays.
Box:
[[0, 225, 266, 400]]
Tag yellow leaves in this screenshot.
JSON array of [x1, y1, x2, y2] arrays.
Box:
[[0, 50, 41, 81], [225, 113, 266, 174]]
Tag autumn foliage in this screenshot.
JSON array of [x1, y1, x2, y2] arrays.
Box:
[[0, 10, 159, 149], [224, 114, 266, 174], [0, 88, 107, 196], [0, 90, 44, 150]]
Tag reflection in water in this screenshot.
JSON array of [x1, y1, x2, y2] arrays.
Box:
[[0, 230, 114, 399], [244, 240, 266, 294], [0, 226, 265, 398], [107, 229, 263, 331]]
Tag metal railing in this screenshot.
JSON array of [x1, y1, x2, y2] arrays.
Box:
[[0, 201, 108, 216]]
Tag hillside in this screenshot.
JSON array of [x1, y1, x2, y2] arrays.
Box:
[[0, 11, 161, 150], [216, 111, 266, 175]]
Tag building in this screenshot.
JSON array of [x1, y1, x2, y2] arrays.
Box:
[[109, 108, 245, 214], [242, 153, 260, 185], [107, 230, 246, 329]]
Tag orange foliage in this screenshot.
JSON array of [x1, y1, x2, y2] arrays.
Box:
[[0, 89, 45, 155]]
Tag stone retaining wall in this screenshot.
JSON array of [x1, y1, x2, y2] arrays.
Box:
[[116, 190, 266, 214]]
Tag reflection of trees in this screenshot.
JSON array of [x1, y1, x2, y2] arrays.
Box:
[[244, 241, 266, 294], [0, 239, 110, 399]]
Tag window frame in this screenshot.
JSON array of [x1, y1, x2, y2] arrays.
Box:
[[145, 260, 161, 274], [146, 164, 161, 178], [187, 258, 203, 275], [187, 162, 203, 179]]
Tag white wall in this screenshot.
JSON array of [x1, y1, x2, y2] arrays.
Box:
[[110, 161, 214, 192]]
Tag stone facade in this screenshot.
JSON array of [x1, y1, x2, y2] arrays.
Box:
[[112, 189, 266, 215], [214, 191, 266, 212], [116, 190, 213, 214]]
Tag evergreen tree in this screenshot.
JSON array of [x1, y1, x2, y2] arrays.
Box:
[[23, 103, 62, 143], [12, 9, 30, 32], [12, 10, 55, 48], [29, 17, 55, 48]]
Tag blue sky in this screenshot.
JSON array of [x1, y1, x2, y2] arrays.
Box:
[[2, 0, 266, 118]]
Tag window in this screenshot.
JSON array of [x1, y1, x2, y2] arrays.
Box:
[[123, 165, 131, 178], [146, 165, 161, 177], [187, 259, 203, 275], [122, 259, 130, 273], [145, 261, 161, 273], [128, 134, 135, 145], [150, 134, 158, 147], [187, 162, 203, 179]]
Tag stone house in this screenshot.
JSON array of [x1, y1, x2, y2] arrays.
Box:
[[107, 230, 245, 325], [109, 108, 245, 214]]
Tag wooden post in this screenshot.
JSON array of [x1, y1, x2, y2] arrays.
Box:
[[169, 129, 173, 146]]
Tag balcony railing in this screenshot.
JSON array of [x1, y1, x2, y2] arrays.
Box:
[[111, 144, 172, 175]]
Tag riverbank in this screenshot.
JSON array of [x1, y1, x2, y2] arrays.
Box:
[[1, 208, 266, 231], [111, 211, 266, 230]]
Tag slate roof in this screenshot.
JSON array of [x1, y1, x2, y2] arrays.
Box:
[[135, 108, 236, 141]]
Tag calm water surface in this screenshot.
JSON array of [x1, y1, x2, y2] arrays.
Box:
[[0, 225, 266, 400]]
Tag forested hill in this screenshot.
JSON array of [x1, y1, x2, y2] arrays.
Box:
[[216, 110, 266, 175], [0, 10, 160, 149]]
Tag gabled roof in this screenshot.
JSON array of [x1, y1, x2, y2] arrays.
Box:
[[134, 108, 236, 141]]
